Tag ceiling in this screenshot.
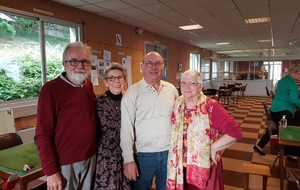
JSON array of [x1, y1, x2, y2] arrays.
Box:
[[51, 0, 300, 61]]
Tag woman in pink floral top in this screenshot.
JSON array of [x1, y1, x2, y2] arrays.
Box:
[[166, 70, 242, 190]]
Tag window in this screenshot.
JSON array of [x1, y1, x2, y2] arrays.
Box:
[[212, 61, 219, 79], [263, 61, 282, 87], [0, 10, 81, 102], [212, 61, 231, 80], [201, 60, 210, 80], [190, 53, 200, 71]]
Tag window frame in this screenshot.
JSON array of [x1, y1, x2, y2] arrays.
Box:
[[0, 6, 82, 117], [189, 52, 200, 71]]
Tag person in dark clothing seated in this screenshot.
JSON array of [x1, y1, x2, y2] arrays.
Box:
[[253, 64, 300, 157]]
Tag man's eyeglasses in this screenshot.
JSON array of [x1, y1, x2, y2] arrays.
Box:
[[105, 76, 125, 82], [144, 61, 164, 68], [180, 81, 199, 87], [65, 59, 91, 67]]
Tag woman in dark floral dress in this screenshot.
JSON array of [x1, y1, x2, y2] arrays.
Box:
[[93, 63, 131, 190]]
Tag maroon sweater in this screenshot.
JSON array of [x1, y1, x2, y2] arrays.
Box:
[[35, 75, 97, 176]]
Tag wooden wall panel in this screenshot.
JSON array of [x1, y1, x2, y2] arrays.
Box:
[[15, 115, 36, 130], [88, 41, 143, 96]]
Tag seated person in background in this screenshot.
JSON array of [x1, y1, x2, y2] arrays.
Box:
[[253, 64, 300, 156]]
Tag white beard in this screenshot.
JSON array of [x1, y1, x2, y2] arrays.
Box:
[[68, 70, 90, 85]]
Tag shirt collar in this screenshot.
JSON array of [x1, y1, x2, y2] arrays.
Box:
[[60, 72, 86, 88]]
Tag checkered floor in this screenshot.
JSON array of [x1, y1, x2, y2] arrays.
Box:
[[223, 96, 281, 190]]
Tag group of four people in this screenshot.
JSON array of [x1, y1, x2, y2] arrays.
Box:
[[35, 41, 242, 190]]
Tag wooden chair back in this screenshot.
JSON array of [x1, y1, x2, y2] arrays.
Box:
[[0, 133, 23, 150]]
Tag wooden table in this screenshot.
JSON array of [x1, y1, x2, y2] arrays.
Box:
[[0, 142, 44, 190], [278, 125, 300, 190]]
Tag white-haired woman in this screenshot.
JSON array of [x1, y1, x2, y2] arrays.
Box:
[[166, 70, 242, 190]]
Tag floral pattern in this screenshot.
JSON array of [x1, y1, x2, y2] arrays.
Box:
[[166, 93, 219, 190], [93, 92, 131, 190]]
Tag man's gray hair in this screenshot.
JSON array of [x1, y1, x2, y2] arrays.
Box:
[[62, 42, 92, 64]]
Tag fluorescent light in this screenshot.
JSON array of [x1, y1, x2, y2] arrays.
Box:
[[257, 39, 271, 43], [216, 42, 229, 45], [245, 17, 270, 24], [179, 24, 202, 30]]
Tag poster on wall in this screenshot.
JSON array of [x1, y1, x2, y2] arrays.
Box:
[[103, 50, 111, 61], [91, 55, 99, 86], [122, 56, 132, 86], [98, 59, 111, 78]]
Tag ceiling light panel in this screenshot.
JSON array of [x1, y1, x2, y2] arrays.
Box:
[[179, 24, 203, 30], [245, 17, 271, 24]]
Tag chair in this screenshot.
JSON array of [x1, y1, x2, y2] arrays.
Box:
[[203, 88, 217, 96], [270, 90, 275, 100], [262, 102, 272, 120], [0, 133, 23, 189], [266, 116, 300, 172], [218, 88, 233, 105], [0, 133, 23, 150], [287, 169, 300, 190], [265, 87, 271, 97], [240, 84, 247, 98], [266, 119, 280, 171]]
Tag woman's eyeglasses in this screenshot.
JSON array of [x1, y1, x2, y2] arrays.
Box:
[[180, 81, 199, 87], [65, 59, 91, 67], [105, 76, 125, 82]]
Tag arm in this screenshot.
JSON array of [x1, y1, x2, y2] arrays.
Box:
[[35, 85, 60, 176], [211, 135, 237, 164], [208, 99, 242, 164], [120, 88, 139, 180]]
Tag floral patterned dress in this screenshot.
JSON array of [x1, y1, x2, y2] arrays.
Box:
[[93, 91, 131, 190], [167, 94, 242, 190]]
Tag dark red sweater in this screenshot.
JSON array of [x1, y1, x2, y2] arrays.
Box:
[[35, 75, 97, 176]]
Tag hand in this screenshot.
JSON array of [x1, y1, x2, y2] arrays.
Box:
[[211, 144, 221, 165], [46, 172, 62, 190], [123, 161, 139, 181]]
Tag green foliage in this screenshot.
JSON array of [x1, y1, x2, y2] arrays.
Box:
[[47, 59, 63, 81], [0, 69, 17, 101], [0, 56, 62, 102], [12, 17, 39, 38], [0, 20, 16, 38]]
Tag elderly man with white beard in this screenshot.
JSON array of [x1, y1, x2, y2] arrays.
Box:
[[35, 42, 97, 190]]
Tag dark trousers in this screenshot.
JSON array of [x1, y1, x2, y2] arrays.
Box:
[[257, 110, 300, 157]]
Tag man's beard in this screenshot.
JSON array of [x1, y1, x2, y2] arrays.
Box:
[[68, 70, 90, 84]]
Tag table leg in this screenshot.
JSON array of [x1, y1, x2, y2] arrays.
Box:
[[19, 179, 28, 190], [279, 144, 284, 190]]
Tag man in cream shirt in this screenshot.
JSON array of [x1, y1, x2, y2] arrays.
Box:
[[121, 51, 178, 190]]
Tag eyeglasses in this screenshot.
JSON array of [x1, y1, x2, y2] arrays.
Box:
[[65, 59, 91, 67], [180, 81, 199, 87], [105, 76, 125, 82], [144, 61, 164, 68]]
